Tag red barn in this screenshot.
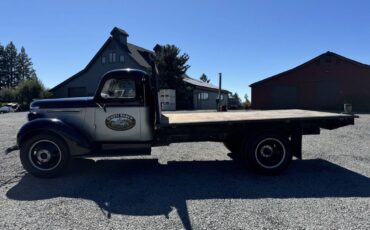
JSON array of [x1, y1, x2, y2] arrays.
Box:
[[250, 52, 370, 112]]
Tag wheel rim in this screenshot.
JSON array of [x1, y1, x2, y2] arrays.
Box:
[[254, 138, 286, 169], [29, 140, 62, 171]]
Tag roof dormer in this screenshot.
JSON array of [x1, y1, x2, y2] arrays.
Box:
[[110, 27, 129, 45]]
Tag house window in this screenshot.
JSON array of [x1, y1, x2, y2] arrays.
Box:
[[109, 52, 116, 63], [198, 92, 209, 100], [112, 53, 116, 62], [102, 56, 106, 64], [119, 55, 125, 63]]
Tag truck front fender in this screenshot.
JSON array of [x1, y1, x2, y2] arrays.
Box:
[[17, 118, 93, 156]]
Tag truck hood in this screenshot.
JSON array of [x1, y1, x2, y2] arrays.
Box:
[[31, 97, 95, 109]]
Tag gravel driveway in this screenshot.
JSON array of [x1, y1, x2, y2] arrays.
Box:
[[0, 112, 369, 229]]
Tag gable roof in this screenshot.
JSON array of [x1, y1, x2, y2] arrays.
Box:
[[50, 35, 152, 92], [249, 51, 370, 87], [50, 27, 230, 94], [50, 37, 113, 92], [127, 43, 152, 68]]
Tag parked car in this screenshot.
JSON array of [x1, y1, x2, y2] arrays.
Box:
[[0, 103, 19, 113]]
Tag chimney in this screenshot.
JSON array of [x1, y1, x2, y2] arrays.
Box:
[[110, 27, 129, 45]]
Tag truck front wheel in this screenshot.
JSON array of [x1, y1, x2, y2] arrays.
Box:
[[20, 133, 70, 178], [242, 132, 292, 175]]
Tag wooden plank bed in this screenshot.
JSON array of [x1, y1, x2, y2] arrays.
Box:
[[161, 109, 354, 125]]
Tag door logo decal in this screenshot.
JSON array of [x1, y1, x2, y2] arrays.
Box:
[[105, 113, 136, 131]]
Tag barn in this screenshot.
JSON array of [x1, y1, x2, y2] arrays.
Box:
[[49, 27, 229, 110], [250, 51, 370, 112]]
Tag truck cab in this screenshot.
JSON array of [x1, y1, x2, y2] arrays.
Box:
[[18, 69, 160, 177], [28, 69, 156, 141]]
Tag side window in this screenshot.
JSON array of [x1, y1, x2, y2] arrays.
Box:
[[102, 56, 106, 64], [198, 92, 209, 100], [100, 78, 136, 99], [119, 55, 125, 63], [108, 53, 116, 63]]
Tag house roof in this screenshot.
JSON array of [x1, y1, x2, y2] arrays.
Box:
[[183, 74, 229, 93], [111, 27, 129, 36], [50, 36, 152, 92], [249, 51, 370, 87], [50, 27, 230, 94], [127, 43, 152, 68]]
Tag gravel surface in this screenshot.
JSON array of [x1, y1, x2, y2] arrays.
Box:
[[0, 112, 369, 229]]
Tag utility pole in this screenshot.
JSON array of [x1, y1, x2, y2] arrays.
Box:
[[217, 73, 222, 111]]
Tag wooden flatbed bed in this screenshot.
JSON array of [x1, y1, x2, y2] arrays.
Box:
[[157, 110, 356, 160], [161, 109, 355, 126]]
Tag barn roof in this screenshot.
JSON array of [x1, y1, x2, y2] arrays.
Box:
[[249, 51, 370, 87]]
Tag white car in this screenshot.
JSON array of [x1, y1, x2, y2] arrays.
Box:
[[0, 103, 18, 113], [0, 106, 14, 113]]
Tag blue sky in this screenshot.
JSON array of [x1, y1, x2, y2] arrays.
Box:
[[1, 0, 370, 100]]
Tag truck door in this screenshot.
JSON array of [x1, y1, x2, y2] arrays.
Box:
[[94, 74, 144, 141]]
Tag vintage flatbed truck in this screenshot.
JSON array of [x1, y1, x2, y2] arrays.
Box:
[[12, 65, 356, 178]]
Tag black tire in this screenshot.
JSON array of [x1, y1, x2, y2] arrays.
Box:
[[241, 132, 292, 175], [20, 133, 70, 178]]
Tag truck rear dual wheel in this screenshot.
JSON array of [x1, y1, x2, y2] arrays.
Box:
[[241, 132, 292, 175], [20, 133, 70, 178]]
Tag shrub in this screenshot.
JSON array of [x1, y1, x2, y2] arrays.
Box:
[[15, 78, 52, 110], [243, 100, 252, 110]]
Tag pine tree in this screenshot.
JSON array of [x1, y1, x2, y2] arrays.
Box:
[[16, 47, 36, 82], [200, 73, 210, 83], [154, 44, 190, 89], [4, 42, 18, 88], [154, 44, 191, 109], [0, 43, 5, 89]]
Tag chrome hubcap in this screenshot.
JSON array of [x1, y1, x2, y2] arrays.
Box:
[[255, 138, 286, 169], [260, 145, 273, 158], [29, 140, 62, 171], [36, 149, 52, 163]]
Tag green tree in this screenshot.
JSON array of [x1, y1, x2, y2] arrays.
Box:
[[4, 42, 18, 88], [200, 73, 210, 83], [233, 92, 241, 103], [0, 87, 16, 101], [15, 77, 51, 109], [0, 44, 5, 89], [16, 47, 36, 82], [154, 44, 191, 109], [243, 93, 251, 109], [244, 93, 249, 102]]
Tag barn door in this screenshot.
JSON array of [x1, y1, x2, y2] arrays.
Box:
[[317, 80, 340, 110], [271, 86, 298, 109]]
